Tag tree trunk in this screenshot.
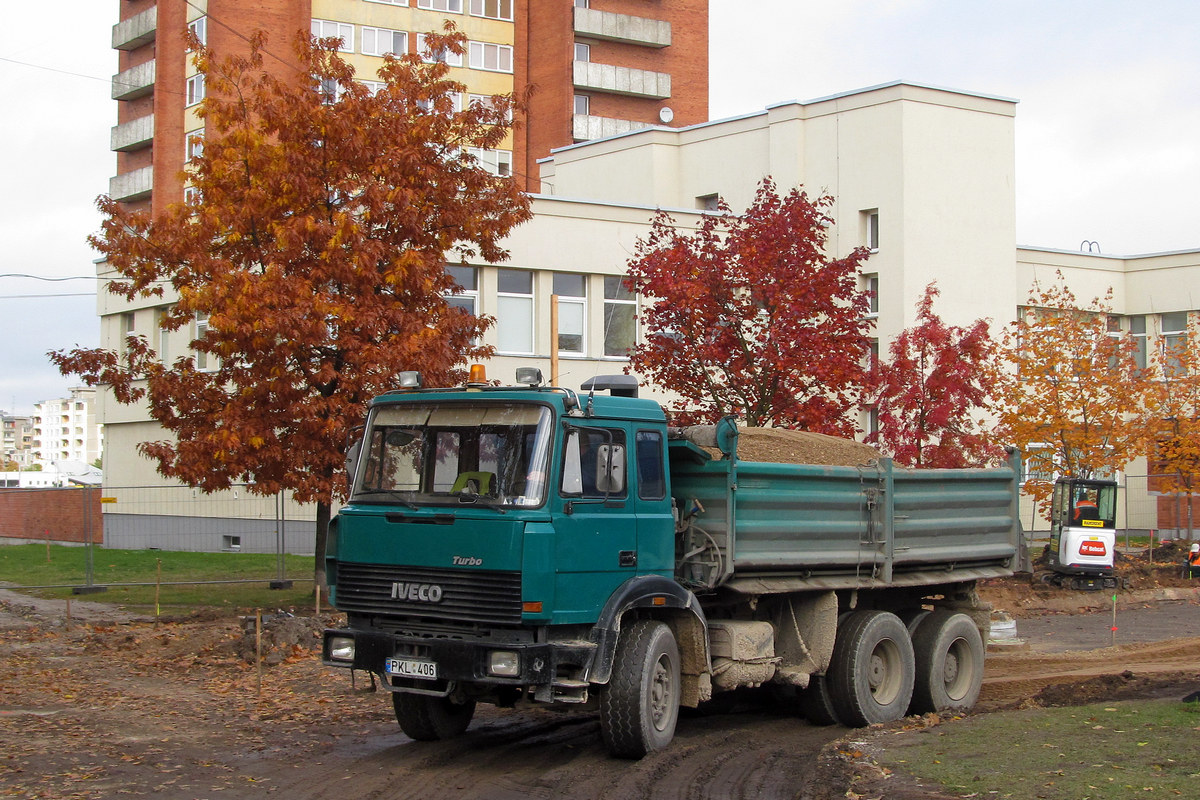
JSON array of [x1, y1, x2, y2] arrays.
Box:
[[314, 500, 331, 595]]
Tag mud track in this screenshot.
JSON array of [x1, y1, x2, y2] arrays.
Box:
[[1, 587, 1197, 799]]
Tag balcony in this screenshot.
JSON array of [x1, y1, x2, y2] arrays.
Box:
[[111, 115, 154, 152], [109, 166, 154, 202], [112, 59, 155, 100], [573, 61, 670, 99], [574, 8, 670, 48], [113, 6, 157, 51], [573, 114, 652, 141]]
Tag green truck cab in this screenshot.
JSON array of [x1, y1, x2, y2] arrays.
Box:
[[323, 370, 1022, 757]]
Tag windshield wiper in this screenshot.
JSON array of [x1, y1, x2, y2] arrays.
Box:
[[457, 495, 508, 513], [353, 490, 421, 510]]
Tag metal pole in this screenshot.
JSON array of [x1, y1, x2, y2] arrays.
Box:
[[270, 490, 293, 590], [550, 293, 560, 386]]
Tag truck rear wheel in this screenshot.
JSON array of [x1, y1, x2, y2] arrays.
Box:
[[599, 620, 681, 758], [798, 674, 840, 726], [392, 691, 476, 741], [828, 610, 915, 727], [909, 610, 984, 714]]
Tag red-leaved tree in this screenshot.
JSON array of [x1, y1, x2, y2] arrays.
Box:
[[50, 28, 531, 583], [868, 283, 1004, 468], [624, 179, 873, 434]]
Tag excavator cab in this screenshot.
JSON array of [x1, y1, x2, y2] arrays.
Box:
[[1047, 477, 1119, 590]]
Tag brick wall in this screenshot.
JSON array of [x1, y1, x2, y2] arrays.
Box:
[[0, 489, 104, 544], [1157, 494, 1200, 536]]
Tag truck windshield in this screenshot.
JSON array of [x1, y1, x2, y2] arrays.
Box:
[[351, 402, 554, 508]]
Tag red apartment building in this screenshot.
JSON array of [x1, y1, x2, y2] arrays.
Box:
[[110, 0, 709, 206]]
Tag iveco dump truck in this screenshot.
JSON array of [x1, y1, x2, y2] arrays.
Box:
[[322, 369, 1021, 757]]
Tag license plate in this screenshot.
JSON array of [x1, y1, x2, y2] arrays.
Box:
[[385, 658, 438, 680]]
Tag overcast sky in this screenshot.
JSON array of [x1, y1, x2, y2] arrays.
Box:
[[1, 1, 1197, 413]]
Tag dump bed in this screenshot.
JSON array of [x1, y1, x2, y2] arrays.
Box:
[[668, 437, 1022, 594]]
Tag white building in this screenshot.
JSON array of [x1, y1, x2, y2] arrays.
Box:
[[32, 388, 104, 469], [94, 81, 1200, 548]]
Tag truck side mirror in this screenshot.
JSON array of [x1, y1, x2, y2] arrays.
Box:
[[596, 443, 625, 494]]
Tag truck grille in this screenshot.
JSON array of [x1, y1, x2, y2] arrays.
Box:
[[333, 562, 522, 626]]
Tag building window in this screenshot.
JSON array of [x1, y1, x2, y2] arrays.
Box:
[[469, 0, 513, 21], [467, 147, 512, 177], [603, 276, 636, 358], [366, 0, 409, 5], [864, 209, 880, 251], [1130, 314, 1148, 369], [467, 93, 511, 122], [418, 33, 464, 65], [311, 20, 354, 52], [418, 0, 462, 11], [185, 75, 205, 107], [222, 535, 242, 552], [864, 273, 879, 317], [554, 273, 587, 356], [361, 80, 386, 96], [445, 266, 478, 316], [574, 0, 589, 8], [185, 130, 204, 161], [155, 308, 170, 364], [1161, 311, 1188, 376], [574, 42, 591, 62], [573, 94, 590, 115], [696, 193, 720, 211], [419, 92, 462, 115], [469, 41, 513, 73], [184, 185, 202, 205], [497, 269, 533, 354], [194, 312, 212, 371], [362, 27, 408, 57], [188, 16, 207, 47]]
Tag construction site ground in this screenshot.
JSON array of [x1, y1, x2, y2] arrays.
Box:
[[1, 548, 1197, 800]]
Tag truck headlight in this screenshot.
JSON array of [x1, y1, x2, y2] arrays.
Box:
[[489, 650, 519, 677], [328, 636, 355, 662]]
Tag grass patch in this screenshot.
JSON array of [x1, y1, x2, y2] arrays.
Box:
[[879, 699, 1200, 799], [0, 544, 316, 613]]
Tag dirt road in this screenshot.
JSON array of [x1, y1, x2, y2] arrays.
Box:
[[1, 586, 1197, 800]]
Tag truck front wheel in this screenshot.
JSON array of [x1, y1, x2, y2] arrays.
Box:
[[828, 610, 915, 726], [392, 691, 476, 741], [599, 620, 681, 758], [909, 610, 984, 714]]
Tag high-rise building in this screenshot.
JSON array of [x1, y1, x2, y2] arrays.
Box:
[[31, 388, 103, 467], [110, 0, 709, 206]]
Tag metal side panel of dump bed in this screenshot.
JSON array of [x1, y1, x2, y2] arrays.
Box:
[[668, 442, 1022, 594]]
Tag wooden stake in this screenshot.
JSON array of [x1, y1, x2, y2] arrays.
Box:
[[1110, 594, 1118, 646], [255, 610, 263, 697], [314, 585, 321, 618], [154, 559, 162, 628], [65, 596, 71, 631]]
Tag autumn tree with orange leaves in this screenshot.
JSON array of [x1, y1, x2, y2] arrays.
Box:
[[51, 28, 531, 582], [994, 273, 1146, 516], [868, 283, 1004, 468], [624, 179, 873, 435]]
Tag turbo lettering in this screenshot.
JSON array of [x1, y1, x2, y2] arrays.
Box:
[[453, 556, 483, 567]]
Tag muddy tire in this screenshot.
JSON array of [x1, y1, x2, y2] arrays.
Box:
[[798, 674, 840, 726], [392, 692, 476, 741], [599, 620, 681, 758], [828, 610, 915, 727], [909, 610, 984, 714]]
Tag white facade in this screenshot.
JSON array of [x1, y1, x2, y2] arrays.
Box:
[[31, 388, 103, 468], [93, 80, 1199, 543]]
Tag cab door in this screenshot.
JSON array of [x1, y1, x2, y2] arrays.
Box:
[[552, 423, 638, 623]]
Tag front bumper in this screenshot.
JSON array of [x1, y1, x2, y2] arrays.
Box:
[[322, 627, 595, 689]]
